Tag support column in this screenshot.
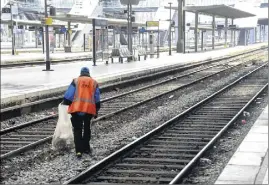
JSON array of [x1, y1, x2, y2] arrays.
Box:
[[232, 29, 234, 46], [177, 0, 183, 53], [212, 15, 215, 50], [42, 28, 45, 53], [92, 19, 96, 66], [127, 4, 133, 55], [259, 25, 262, 42], [43, 0, 51, 71], [67, 21, 71, 46], [35, 27, 38, 48], [58, 33, 61, 48], [10, 3, 15, 55], [169, 2, 172, 56], [201, 30, 204, 51], [183, 0, 186, 53], [224, 17, 228, 47], [231, 19, 234, 47], [263, 25, 265, 42], [142, 32, 144, 48], [255, 26, 257, 43], [113, 28, 116, 48], [194, 12, 198, 52]]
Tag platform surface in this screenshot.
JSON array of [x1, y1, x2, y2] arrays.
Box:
[[1, 51, 92, 63], [215, 105, 268, 184], [1, 43, 266, 100]]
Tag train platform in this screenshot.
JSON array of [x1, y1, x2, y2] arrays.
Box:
[[215, 105, 268, 184], [1, 51, 92, 64], [1, 43, 267, 105]]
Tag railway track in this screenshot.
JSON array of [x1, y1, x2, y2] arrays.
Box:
[[0, 51, 266, 159], [1, 47, 266, 121], [64, 64, 268, 185]]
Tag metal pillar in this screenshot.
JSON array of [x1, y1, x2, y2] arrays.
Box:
[[142, 32, 145, 48], [254, 27, 257, 43], [127, 4, 133, 55], [35, 27, 38, 48], [42, 29, 45, 53], [157, 21, 160, 58], [92, 19, 96, 66], [231, 19, 234, 47], [259, 25, 262, 42], [194, 12, 198, 52], [43, 0, 51, 71], [83, 33, 86, 52], [212, 15, 215, 50], [113, 28, 116, 48], [169, 2, 172, 56], [201, 31, 204, 51], [67, 21, 71, 46], [224, 17, 228, 47], [10, 3, 15, 55], [232, 29, 234, 46], [183, 0, 186, 53], [58, 33, 61, 48], [263, 25, 266, 42], [177, 0, 183, 53]]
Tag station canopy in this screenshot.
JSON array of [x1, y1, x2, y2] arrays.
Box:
[[51, 14, 145, 27], [165, 4, 256, 19]]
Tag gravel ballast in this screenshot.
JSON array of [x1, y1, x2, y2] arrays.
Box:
[[0, 62, 267, 184]]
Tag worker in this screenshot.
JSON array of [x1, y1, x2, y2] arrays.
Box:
[[62, 67, 100, 158]]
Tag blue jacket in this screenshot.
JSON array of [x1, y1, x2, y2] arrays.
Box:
[[63, 76, 101, 116]]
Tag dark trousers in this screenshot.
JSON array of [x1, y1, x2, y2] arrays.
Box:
[[71, 113, 92, 153]]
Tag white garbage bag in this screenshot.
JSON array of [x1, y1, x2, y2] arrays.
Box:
[[52, 104, 74, 150]]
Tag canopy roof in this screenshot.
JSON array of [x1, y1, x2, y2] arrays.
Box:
[[165, 4, 256, 19], [51, 15, 145, 27]]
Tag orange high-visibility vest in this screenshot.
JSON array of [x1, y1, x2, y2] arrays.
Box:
[[68, 76, 97, 115]]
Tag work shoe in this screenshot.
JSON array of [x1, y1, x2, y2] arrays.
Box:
[[83, 147, 93, 155], [76, 152, 82, 158]]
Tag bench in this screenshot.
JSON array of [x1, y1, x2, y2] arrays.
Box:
[[109, 48, 121, 63], [108, 48, 133, 63], [119, 48, 133, 63], [138, 49, 147, 61]]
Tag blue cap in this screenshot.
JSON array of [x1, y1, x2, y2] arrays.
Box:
[[81, 67, 89, 74]]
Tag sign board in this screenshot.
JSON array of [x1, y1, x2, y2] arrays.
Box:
[[146, 21, 159, 27], [120, 0, 140, 5], [2, 8, 11, 13], [28, 26, 35, 31], [139, 27, 146, 33], [60, 27, 67, 33], [229, 25, 237, 29], [121, 26, 138, 32], [217, 25, 224, 29], [93, 19, 108, 27], [68, 29, 72, 34], [18, 25, 24, 29], [45, 17, 53, 25]]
